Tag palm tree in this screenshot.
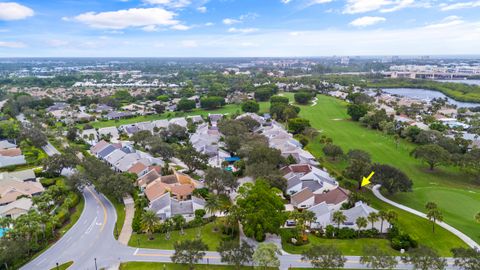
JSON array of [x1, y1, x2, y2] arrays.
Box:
[[425, 202, 438, 211], [367, 212, 379, 230], [476, 212, 480, 223], [163, 218, 174, 240], [386, 210, 398, 229], [355, 217, 367, 237], [378, 211, 389, 233], [332, 211, 347, 230], [141, 210, 159, 240], [205, 194, 220, 217], [427, 208, 443, 233]]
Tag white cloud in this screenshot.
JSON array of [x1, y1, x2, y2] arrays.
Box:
[[424, 16, 465, 28], [227, 27, 259, 33], [223, 18, 241, 25], [0, 41, 26, 48], [205, 22, 214, 26], [72, 8, 178, 30], [439, 1, 480, 11], [181, 40, 198, 47], [142, 25, 159, 32], [343, 0, 417, 14], [349, 16, 386, 27], [143, 0, 192, 8], [171, 24, 191, 30], [197, 6, 207, 13], [281, 0, 292, 3], [0, 2, 34, 21]]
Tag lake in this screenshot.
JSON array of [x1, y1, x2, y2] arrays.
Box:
[[382, 88, 480, 108]]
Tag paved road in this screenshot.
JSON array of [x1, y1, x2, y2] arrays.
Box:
[[372, 184, 480, 249], [22, 185, 463, 270], [42, 142, 61, 156]]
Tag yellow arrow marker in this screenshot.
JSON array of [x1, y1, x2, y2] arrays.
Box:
[[361, 171, 375, 187]]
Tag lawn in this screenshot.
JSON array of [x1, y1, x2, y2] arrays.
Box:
[[80, 102, 270, 129], [106, 195, 126, 240], [282, 233, 396, 255], [283, 93, 479, 249], [129, 221, 236, 251], [120, 262, 273, 270], [50, 261, 73, 270]]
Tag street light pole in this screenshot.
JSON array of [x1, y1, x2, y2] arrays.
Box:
[[94, 258, 97, 270], [56, 262, 59, 270]]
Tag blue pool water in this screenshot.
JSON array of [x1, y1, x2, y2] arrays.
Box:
[[0, 228, 8, 238]]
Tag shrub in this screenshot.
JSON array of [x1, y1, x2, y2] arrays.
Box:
[[40, 177, 57, 187], [336, 228, 356, 239], [325, 225, 335, 238]]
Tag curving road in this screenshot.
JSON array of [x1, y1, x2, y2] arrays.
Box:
[[21, 185, 464, 270], [372, 185, 480, 249]]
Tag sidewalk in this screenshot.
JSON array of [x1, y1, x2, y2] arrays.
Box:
[[118, 195, 135, 245]]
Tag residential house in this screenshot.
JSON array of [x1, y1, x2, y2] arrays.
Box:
[[0, 142, 26, 168], [0, 197, 32, 219], [0, 169, 44, 206], [281, 164, 338, 195], [339, 201, 389, 232], [98, 127, 120, 141]]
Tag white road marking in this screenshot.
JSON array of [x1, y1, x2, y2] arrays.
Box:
[[134, 248, 139, 255], [36, 258, 46, 265], [85, 217, 97, 234]]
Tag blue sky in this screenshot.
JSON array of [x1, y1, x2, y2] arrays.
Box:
[[0, 0, 479, 57]]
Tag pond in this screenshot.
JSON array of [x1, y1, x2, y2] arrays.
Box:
[[381, 88, 480, 108]]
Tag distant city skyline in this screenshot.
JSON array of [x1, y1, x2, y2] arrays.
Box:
[[0, 0, 480, 57]]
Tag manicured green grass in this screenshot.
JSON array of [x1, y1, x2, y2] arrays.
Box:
[[81, 102, 270, 129], [107, 195, 126, 240], [50, 261, 73, 270], [129, 221, 236, 251], [120, 262, 270, 270], [286, 93, 479, 249], [282, 234, 396, 255]]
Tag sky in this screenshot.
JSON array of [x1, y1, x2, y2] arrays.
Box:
[[0, 0, 479, 57]]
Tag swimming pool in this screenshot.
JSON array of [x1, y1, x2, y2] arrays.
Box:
[[0, 228, 8, 238]]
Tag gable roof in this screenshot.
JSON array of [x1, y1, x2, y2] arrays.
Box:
[[128, 162, 148, 175], [91, 140, 109, 154], [0, 156, 26, 168], [291, 188, 314, 205], [314, 187, 350, 206], [0, 197, 32, 216], [0, 148, 22, 157], [145, 180, 169, 201], [137, 170, 161, 187], [0, 140, 17, 149], [0, 180, 44, 205], [170, 184, 195, 197]]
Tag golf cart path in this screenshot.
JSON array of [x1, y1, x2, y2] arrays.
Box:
[[372, 184, 480, 249]]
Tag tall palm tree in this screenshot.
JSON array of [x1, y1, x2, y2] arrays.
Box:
[[386, 210, 398, 229], [476, 212, 480, 223], [378, 211, 389, 233], [355, 217, 367, 236], [205, 194, 220, 217], [332, 211, 347, 230], [425, 202, 438, 211], [141, 210, 159, 240], [427, 208, 443, 233], [367, 212, 379, 230]]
